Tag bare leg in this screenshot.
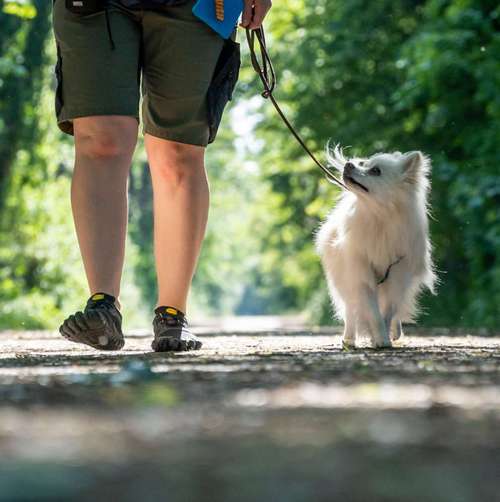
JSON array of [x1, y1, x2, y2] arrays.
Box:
[[72, 116, 138, 311], [144, 135, 209, 314]]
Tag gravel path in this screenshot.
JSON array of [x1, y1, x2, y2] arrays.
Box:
[[0, 328, 499, 502]]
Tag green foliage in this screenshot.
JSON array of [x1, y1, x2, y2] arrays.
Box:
[[0, 1, 59, 328], [0, 0, 498, 328], [3, 1, 37, 19], [395, 0, 500, 325], [0, 0, 51, 210]]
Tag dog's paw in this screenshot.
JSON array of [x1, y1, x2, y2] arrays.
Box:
[[390, 321, 404, 341], [391, 331, 404, 343], [372, 338, 393, 350]]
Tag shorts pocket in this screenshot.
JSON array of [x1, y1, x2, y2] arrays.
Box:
[[54, 44, 64, 117], [206, 38, 241, 144]]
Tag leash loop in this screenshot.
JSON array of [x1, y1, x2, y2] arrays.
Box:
[[245, 27, 348, 190]]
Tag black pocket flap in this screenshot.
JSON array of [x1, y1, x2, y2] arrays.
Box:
[[210, 38, 241, 98], [205, 38, 241, 144]]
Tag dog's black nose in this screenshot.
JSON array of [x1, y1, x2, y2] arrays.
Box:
[[344, 162, 355, 173]]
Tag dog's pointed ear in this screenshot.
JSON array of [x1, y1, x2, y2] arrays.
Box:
[[403, 151, 424, 183], [403, 151, 423, 170]]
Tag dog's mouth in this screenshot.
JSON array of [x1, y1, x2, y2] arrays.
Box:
[[343, 174, 369, 193]]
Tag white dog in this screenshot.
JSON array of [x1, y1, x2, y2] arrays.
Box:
[[314, 145, 436, 349]]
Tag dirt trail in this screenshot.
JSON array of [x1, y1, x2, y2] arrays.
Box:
[[0, 328, 499, 502]]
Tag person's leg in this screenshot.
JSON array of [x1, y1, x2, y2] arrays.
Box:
[[72, 116, 139, 311], [144, 135, 209, 314]]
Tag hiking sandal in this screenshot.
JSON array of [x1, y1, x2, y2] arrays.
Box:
[[59, 292, 125, 351], [151, 306, 202, 352]]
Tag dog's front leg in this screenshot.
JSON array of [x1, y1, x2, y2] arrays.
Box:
[[342, 308, 357, 349], [382, 310, 403, 342], [356, 285, 391, 348], [378, 302, 402, 341], [379, 266, 412, 342], [391, 320, 403, 341]]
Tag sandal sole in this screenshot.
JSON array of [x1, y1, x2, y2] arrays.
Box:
[[151, 337, 202, 352]]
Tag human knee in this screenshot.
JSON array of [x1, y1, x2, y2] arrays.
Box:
[[148, 139, 205, 186], [75, 117, 138, 161]]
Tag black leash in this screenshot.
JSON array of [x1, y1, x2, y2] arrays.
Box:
[[377, 256, 404, 285], [245, 26, 348, 190]]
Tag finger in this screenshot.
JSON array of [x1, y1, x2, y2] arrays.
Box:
[[249, 1, 271, 30], [240, 0, 253, 27]]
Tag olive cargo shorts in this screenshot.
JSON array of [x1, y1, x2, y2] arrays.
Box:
[[51, 0, 241, 146]]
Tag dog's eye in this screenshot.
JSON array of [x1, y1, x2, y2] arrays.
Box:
[[370, 166, 381, 176], [359, 161, 365, 166]]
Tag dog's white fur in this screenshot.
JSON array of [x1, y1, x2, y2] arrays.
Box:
[[314, 145, 436, 348]]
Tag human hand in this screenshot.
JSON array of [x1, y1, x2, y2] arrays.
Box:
[[240, 0, 272, 30]]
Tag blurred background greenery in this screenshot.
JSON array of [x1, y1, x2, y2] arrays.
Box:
[[0, 0, 498, 330]]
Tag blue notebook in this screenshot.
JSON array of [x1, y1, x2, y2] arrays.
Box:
[[192, 0, 244, 39]]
